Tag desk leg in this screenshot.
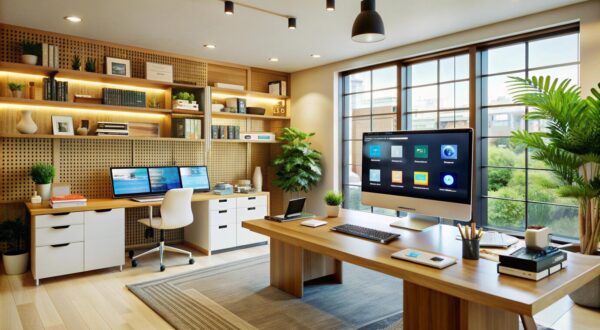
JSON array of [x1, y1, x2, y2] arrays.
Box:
[[270, 239, 342, 298], [403, 281, 520, 330], [520, 315, 538, 330]]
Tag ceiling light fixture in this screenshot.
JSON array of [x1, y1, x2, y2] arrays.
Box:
[[352, 0, 385, 43], [288, 17, 296, 30], [204, 44, 216, 49], [311, 54, 321, 58], [64, 16, 82, 23], [268, 58, 279, 62], [326, 0, 335, 12], [224, 1, 234, 15]]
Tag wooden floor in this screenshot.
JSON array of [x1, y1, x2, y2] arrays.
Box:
[[0, 244, 598, 330]]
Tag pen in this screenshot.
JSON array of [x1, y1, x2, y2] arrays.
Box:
[[457, 224, 465, 240]]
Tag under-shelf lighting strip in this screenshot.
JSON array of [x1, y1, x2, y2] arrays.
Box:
[[0, 102, 166, 119]]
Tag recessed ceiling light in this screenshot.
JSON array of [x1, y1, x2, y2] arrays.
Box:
[[268, 58, 279, 62], [204, 44, 216, 49], [64, 16, 82, 23], [311, 54, 321, 58]]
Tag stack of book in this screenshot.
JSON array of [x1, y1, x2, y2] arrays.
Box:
[[211, 125, 240, 140], [102, 88, 146, 108], [49, 194, 87, 208], [43, 77, 68, 101], [41, 43, 60, 68], [498, 246, 567, 281], [172, 118, 202, 140], [96, 122, 129, 136]]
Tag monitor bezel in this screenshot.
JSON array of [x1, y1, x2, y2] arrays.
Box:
[[147, 166, 183, 194], [178, 165, 211, 193], [110, 167, 154, 198]]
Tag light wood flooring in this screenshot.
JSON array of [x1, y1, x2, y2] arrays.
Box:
[[0, 244, 598, 330]]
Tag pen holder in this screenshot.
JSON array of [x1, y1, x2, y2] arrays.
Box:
[[462, 239, 480, 260]]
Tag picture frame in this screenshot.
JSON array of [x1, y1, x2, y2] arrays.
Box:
[[52, 115, 74, 135], [145, 62, 173, 83], [106, 57, 131, 77]]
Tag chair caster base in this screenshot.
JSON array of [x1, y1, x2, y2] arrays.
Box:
[[132, 259, 138, 267], [160, 264, 165, 272]]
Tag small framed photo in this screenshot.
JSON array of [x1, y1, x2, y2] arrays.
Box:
[[52, 116, 74, 135], [106, 57, 131, 77]]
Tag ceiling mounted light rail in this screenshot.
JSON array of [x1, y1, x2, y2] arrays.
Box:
[[352, 0, 385, 43]]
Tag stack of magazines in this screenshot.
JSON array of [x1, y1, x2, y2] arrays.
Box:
[[49, 194, 87, 208], [498, 246, 567, 281]]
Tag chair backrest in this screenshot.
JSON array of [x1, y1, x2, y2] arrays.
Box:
[[160, 188, 194, 228]]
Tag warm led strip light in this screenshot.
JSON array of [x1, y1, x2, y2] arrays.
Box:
[[212, 92, 282, 105], [0, 102, 166, 119]]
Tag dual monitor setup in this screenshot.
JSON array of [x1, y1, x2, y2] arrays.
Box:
[[110, 166, 210, 201]]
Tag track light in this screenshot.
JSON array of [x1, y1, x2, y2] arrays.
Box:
[[352, 0, 385, 43], [288, 17, 296, 30], [326, 0, 335, 12], [224, 1, 234, 15]]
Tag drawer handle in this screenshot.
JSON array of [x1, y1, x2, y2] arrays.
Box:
[[219, 199, 227, 203], [219, 225, 227, 229], [248, 207, 256, 211], [52, 225, 70, 230], [52, 212, 71, 216], [95, 209, 112, 213], [248, 197, 256, 200], [51, 243, 70, 248], [219, 210, 227, 214]]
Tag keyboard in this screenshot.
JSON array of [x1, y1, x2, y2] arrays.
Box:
[[331, 224, 399, 244], [479, 231, 519, 248], [131, 196, 164, 203]]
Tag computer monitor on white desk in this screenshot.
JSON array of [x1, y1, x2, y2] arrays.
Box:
[[148, 166, 182, 194], [361, 129, 473, 231], [110, 167, 152, 198], [179, 166, 210, 192]]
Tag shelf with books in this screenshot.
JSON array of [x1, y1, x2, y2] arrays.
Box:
[[211, 87, 289, 100], [0, 96, 171, 115], [211, 111, 289, 120], [212, 139, 280, 144], [172, 109, 204, 117], [0, 133, 205, 142]]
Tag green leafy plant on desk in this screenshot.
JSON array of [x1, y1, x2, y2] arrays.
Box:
[[324, 191, 344, 218], [31, 162, 56, 201], [273, 127, 322, 194]]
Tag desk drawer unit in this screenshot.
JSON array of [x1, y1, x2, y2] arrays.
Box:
[[36, 212, 84, 228], [35, 224, 84, 247], [208, 198, 237, 210], [209, 223, 237, 251], [36, 242, 84, 279], [237, 206, 268, 246], [236, 196, 267, 208], [84, 209, 125, 271]]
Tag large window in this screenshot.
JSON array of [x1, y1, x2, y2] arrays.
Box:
[[342, 66, 399, 216], [402, 54, 470, 130], [480, 32, 580, 238]]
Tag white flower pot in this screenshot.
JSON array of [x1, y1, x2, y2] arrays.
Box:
[[326, 205, 340, 218], [2, 252, 29, 275], [22, 54, 38, 65], [16, 110, 38, 134], [36, 183, 52, 201]]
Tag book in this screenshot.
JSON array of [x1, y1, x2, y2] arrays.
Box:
[[498, 261, 567, 281], [54, 45, 59, 68], [50, 194, 87, 203], [97, 122, 128, 130], [42, 43, 49, 67], [499, 247, 567, 272], [48, 45, 54, 69]]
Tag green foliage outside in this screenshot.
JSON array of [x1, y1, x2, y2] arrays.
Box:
[[324, 191, 343, 206], [273, 128, 322, 193], [30, 163, 55, 184]]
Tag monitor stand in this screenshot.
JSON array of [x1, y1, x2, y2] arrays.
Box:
[[390, 213, 440, 231]]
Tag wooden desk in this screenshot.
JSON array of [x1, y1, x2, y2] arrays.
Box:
[[243, 209, 600, 330]]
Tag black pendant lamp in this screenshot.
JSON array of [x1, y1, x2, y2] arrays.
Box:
[[352, 0, 385, 43]]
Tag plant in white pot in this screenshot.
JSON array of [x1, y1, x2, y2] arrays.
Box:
[[0, 218, 29, 275], [31, 163, 55, 201], [8, 82, 25, 98], [324, 191, 343, 218], [509, 76, 600, 308], [19, 40, 40, 65]]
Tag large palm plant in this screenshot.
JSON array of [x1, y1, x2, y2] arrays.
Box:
[[508, 76, 600, 255]]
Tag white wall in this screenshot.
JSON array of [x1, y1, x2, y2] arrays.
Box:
[[290, 1, 600, 215]]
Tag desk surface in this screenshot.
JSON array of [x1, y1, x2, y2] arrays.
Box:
[[26, 191, 270, 216], [243, 209, 600, 316]]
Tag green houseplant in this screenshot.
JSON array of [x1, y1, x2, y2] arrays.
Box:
[[85, 57, 96, 72], [31, 162, 56, 200], [71, 54, 82, 71], [508, 75, 600, 307], [19, 40, 40, 65], [324, 191, 343, 218], [0, 218, 29, 275], [273, 128, 322, 194], [8, 82, 25, 98]]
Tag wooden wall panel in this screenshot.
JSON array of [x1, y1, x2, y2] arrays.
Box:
[[250, 67, 290, 94], [207, 64, 248, 89]]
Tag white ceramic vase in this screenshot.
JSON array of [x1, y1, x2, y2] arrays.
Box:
[[2, 252, 29, 275], [326, 205, 340, 218], [22, 54, 38, 65], [36, 183, 52, 201], [253, 167, 263, 192], [16, 110, 38, 134]]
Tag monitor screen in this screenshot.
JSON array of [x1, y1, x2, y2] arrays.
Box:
[[148, 167, 182, 193], [179, 166, 210, 192], [111, 167, 151, 197], [362, 129, 472, 205]]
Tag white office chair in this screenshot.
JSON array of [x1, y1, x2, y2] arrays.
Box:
[[131, 188, 195, 272]]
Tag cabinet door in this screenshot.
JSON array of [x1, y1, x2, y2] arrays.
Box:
[[209, 223, 237, 251], [36, 242, 84, 279], [84, 209, 125, 271], [236, 206, 268, 246]]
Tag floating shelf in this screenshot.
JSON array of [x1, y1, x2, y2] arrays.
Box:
[[0, 133, 204, 142], [0, 96, 171, 115], [172, 109, 204, 116], [211, 111, 289, 120], [211, 87, 289, 100], [212, 139, 280, 144]]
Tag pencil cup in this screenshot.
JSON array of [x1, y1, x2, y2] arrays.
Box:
[[462, 239, 480, 260]]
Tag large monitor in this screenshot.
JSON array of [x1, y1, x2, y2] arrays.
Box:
[[148, 166, 182, 194], [110, 167, 152, 198], [179, 166, 210, 192], [361, 129, 473, 230]]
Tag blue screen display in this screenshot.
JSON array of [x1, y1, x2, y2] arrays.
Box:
[[111, 168, 151, 196], [179, 166, 210, 191], [148, 167, 182, 193]]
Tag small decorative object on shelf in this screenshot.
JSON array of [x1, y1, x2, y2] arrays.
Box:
[[148, 96, 161, 108], [106, 56, 131, 77], [85, 57, 96, 72], [525, 225, 550, 250], [76, 119, 90, 136], [19, 40, 40, 65], [146, 62, 173, 83], [30, 191, 42, 204], [8, 82, 24, 98], [173, 92, 198, 110], [31, 162, 56, 201], [273, 101, 287, 116], [52, 115, 75, 135], [16, 110, 38, 134], [253, 167, 263, 192], [324, 191, 343, 218], [71, 54, 82, 70], [28, 82, 35, 99], [41, 43, 59, 68], [268, 80, 287, 96]]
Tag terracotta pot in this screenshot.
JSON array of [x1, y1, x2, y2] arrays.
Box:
[[561, 244, 600, 308]]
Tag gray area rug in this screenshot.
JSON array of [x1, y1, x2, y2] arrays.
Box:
[[128, 255, 403, 330]]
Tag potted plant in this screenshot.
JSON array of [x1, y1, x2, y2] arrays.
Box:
[[509, 76, 600, 308], [0, 218, 29, 275], [8, 82, 25, 98], [19, 40, 40, 65], [324, 191, 343, 218], [273, 127, 322, 195], [85, 57, 96, 73], [172, 92, 197, 109], [71, 54, 82, 71], [31, 163, 56, 200]]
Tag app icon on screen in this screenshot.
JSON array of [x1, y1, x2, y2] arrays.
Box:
[[414, 171, 429, 186], [391, 145, 403, 158], [441, 144, 458, 160], [414, 145, 429, 159], [392, 170, 403, 184], [440, 172, 458, 188], [369, 145, 382, 158], [370, 169, 381, 182]]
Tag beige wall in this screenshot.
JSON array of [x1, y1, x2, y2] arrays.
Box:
[[290, 1, 600, 215]]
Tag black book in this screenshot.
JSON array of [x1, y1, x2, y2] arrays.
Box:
[[63, 81, 68, 101], [43, 78, 49, 100], [50, 78, 56, 101], [171, 118, 186, 138], [218, 125, 225, 139], [499, 247, 567, 272], [211, 125, 218, 139]]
